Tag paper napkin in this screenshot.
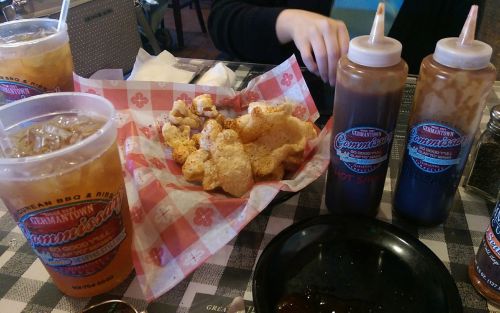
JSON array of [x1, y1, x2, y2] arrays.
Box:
[[195, 62, 236, 88], [127, 49, 195, 83]]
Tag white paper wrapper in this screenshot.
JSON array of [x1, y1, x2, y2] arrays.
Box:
[[195, 62, 236, 88], [128, 49, 195, 83]]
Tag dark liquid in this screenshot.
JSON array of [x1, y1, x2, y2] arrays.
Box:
[[274, 240, 422, 313], [276, 288, 382, 313], [325, 86, 402, 216], [393, 137, 472, 225]]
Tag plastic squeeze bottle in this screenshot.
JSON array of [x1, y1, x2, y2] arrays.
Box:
[[393, 5, 496, 225], [325, 3, 408, 216]]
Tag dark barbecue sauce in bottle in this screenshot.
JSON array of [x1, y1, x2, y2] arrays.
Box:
[[325, 3, 407, 216]]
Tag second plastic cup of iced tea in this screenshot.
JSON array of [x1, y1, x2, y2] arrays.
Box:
[[0, 92, 133, 297], [0, 18, 74, 105]]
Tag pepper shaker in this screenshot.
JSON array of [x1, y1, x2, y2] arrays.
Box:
[[464, 104, 500, 202]]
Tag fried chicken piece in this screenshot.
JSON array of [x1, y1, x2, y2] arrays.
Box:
[[254, 164, 285, 182], [211, 129, 254, 197], [162, 123, 189, 146], [230, 102, 295, 143], [202, 159, 220, 191], [241, 105, 317, 178], [192, 133, 201, 149], [200, 119, 222, 151], [173, 145, 197, 165], [204, 110, 235, 129], [248, 101, 293, 115], [165, 99, 316, 196], [169, 100, 202, 129], [244, 143, 297, 179], [192, 94, 219, 118], [182, 149, 210, 181], [213, 113, 228, 129], [162, 122, 197, 164], [283, 151, 306, 172], [214, 113, 225, 127]]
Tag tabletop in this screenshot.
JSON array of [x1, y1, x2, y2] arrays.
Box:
[[0, 59, 499, 313]]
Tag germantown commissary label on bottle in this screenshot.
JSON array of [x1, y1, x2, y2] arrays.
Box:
[[0, 80, 44, 102], [408, 122, 465, 173], [334, 127, 393, 174], [18, 188, 127, 277]]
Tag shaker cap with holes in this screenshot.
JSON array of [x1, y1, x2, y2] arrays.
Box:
[[487, 104, 500, 135]]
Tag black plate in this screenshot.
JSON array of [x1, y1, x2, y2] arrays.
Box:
[[252, 215, 462, 313]]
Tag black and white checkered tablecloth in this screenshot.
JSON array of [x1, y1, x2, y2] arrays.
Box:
[[0, 60, 498, 313]]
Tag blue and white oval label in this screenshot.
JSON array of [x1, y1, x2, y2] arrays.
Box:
[[18, 188, 127, 277], [0, 80, 43, 102], [408, 122, 464, 173], [334, 127, 392, 174]]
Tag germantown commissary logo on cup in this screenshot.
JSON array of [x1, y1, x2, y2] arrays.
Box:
[[334, 127, 392, 174], [18, 189, 127, 277], [408, 122, 465, 173], [0, 80, 43, 101]]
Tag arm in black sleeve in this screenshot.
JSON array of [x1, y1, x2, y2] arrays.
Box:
[[208, 0, 293, 64]]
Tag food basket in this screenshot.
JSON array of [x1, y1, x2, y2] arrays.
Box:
[[73, 55, 332, 300]]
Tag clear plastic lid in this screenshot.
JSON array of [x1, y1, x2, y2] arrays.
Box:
[[0, 93, 117, 180], [433, 5, 492, 70], [0, 18, 69, 58], [347, 3, 403, 67]]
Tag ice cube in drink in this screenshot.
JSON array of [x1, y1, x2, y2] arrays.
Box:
[[6, 114, 105, 158], [0, 27, 57, 44]]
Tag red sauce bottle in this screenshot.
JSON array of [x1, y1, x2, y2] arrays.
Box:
[[325, 3, 408, 216]]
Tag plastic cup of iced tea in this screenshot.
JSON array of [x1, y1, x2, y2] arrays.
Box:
[[0, 92, 133, 297], [0, 18, 74, 105]]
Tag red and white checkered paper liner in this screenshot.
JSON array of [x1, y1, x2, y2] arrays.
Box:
[[73, 55, 332, 300]]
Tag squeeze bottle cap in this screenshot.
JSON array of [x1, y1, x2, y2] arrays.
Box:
[[347, 2, 403, 67], [433, 5, 492, 70]]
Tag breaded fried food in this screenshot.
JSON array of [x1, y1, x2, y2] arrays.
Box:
[[163, 122, 190, 146], [202, 159, 220, 191], [211, 129, 254, 197], [191, 133, 201, 149], [163, 99, 317, 197], [173, 145, 197, 165], [200, 119, 222, 151], [241, 104, 317, 179], [182, 149, 210, 181], [229, 102, 295, 143], [162, 122, 197, 164], [169, 100, 202, 129], [254, 164, 285, 182], [192, 94, 219, 118], [214, 113, 226, 127], [283, 151, 306, 172]]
